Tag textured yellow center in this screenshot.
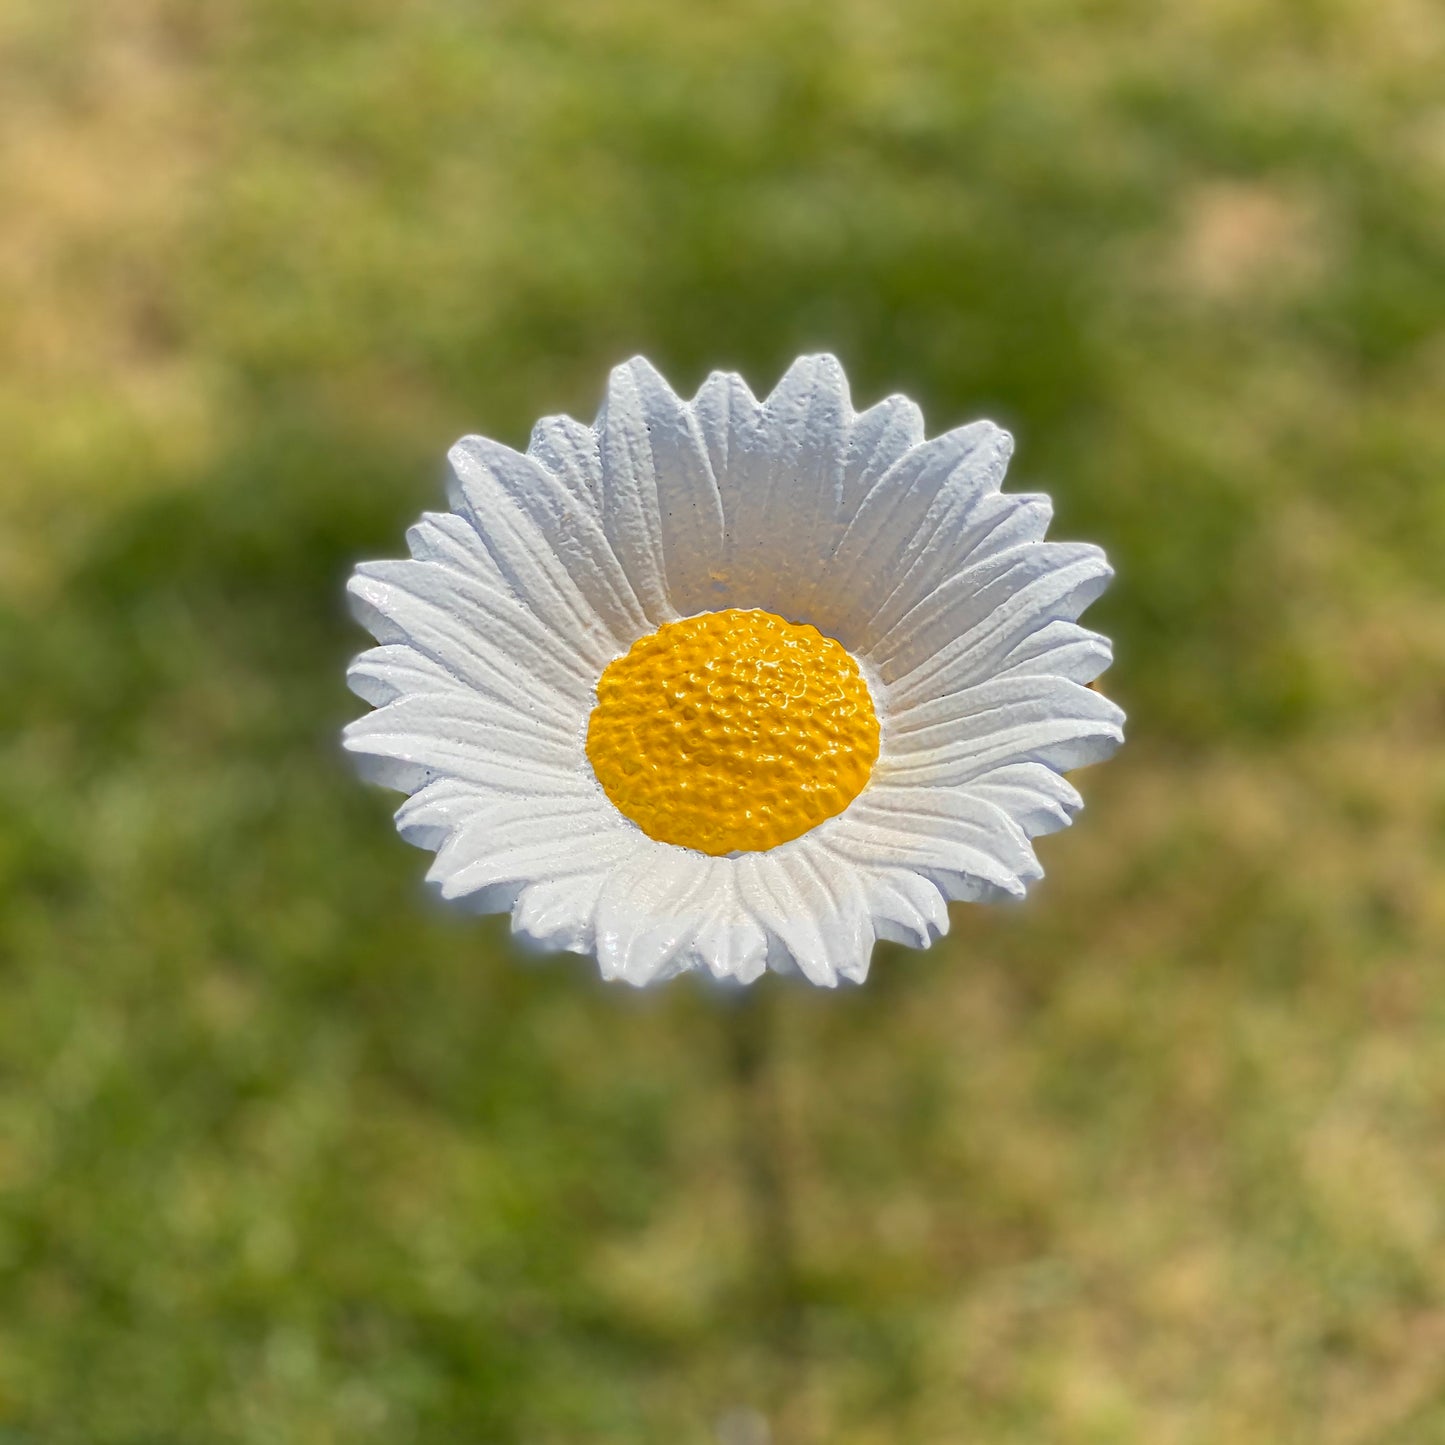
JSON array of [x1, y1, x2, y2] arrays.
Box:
[[587, 608, 880, 856]]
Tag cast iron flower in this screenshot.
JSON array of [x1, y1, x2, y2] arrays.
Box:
[[344, 356, 1123, 985]]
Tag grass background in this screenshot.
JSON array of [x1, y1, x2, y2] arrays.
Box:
[[3, 0, 1445, 1440]]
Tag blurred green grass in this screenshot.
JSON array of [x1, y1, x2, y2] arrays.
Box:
[[3, 0, 1445, 1440]]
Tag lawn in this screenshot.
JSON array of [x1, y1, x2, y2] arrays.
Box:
[[3, 1, 1445, 1441]]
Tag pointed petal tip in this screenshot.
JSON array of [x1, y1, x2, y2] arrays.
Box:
[[342, 653, 384, 704], [1073, 720, 1127, 768], [696, 365, 759, 397], [769, 351, 853, 402], [962, 418, 1015, 465], [444, 432, 484, 468], [791, 350, 848, 370], [608, 354, 674, 395], [526, 410, 591, 449], [869, 390, 926, 431]]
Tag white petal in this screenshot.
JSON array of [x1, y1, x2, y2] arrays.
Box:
[[342, 692, 586, 795], [832, 491, 1008, 648], [426, 793, 619, 875], [686, 867, 771, 982], [393, 777, 490, 851], [693, 369, 764, 501], [751, 355, 853, 618], [350, 559, 601, 696], [700, 355, 852, 617], [885, 546, 1115, 706], [841, 393, 925, 518], [883, 673, 1126, 782], [597, 357, 725, 623], [809, 422, 1013, 648], [734, 853, 836, 987], [887, 673, 1125, 754], [846, 861, 950, 950], [404, 510, 506, 582], [512, 871, 613, 955], [858, 493, 1061, 654], [427, 796, 629, 901], [527, 412, 604, 514], [355, 690, 580, 755], [346, 643, 468, 709], [879, 702, 1125, 785], [996, 618, 1114, 685], [593, 841, 718, 986], [691, 368, 766, 607], [822, 796, 1037, 903], [346, 571, 578, 727], [964, 494, 1055, 561], [860, 783, 1042, 881], [734, 840, 880, 987], [434, 818, 639, 904], [965, 762, 1085, 839], [793, 840, 877, 983], [871, 541, 1108, 682], [448, 434, 648, 647]]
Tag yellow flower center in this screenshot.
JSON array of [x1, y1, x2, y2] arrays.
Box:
[[587, 608, 880, 856]]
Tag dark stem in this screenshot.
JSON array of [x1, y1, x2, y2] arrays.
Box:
[[725, 984, 807, 1441]]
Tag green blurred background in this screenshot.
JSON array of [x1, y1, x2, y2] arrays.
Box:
[[4, 1, 1445, 1440]]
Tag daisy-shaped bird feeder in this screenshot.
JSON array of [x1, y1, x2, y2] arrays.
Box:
[[344, 356, 1123, 986]]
